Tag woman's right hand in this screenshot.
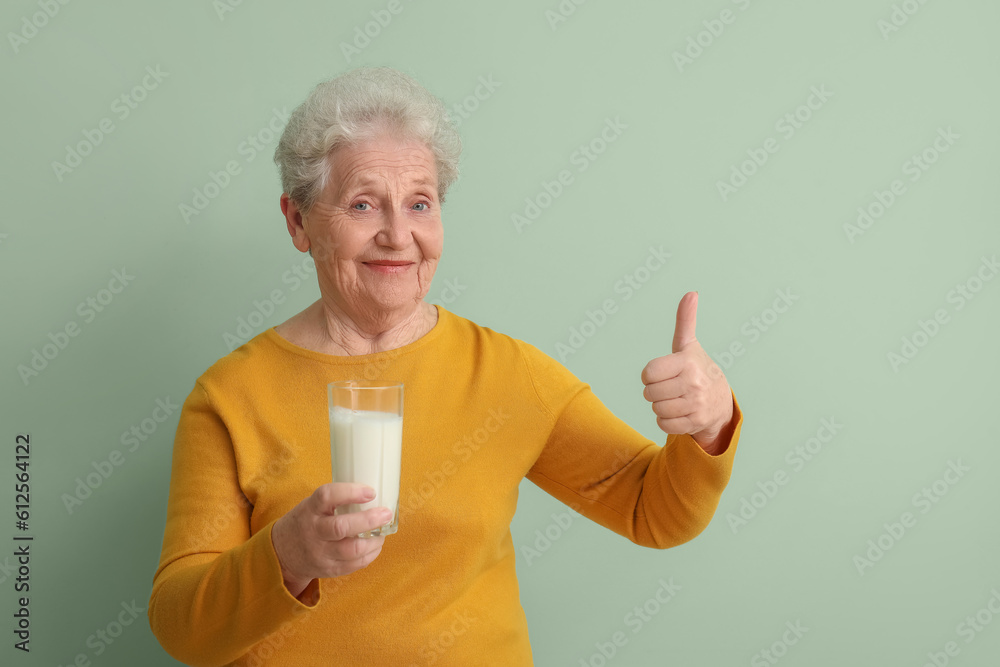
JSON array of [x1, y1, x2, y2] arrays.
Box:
[[271, 483, 392, 598]]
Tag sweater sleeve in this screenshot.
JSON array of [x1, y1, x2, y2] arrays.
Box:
[[147, 381, 320, 667], [519, 341, 743, 549]]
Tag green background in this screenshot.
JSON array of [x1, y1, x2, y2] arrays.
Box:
[[3, 0, 999, 665]]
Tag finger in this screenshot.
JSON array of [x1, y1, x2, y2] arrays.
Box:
[[642, 378, 686, 403], [640, 353, 685, 386], [316, 506, 392, 542], [328, 532, 387, 563], [656, 414, 698, 436], [651, 394, 694, 416], [325, 543, 384, 577], [672, 291, 698, 354], [310, 483, 377, 515], [308, 534, 385, 578]]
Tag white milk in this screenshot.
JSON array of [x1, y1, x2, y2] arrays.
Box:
[[330, 406, 402, 522]]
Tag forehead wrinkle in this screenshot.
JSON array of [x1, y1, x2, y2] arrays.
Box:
[[337, 161, 437, 195], [337, 143, 431, 172], [326, 141, 438, 202]]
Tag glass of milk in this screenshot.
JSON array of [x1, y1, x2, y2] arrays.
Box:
[[328, 381, 404, 538]]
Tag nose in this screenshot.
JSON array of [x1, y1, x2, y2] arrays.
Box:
[[375, 206, 410, 249]]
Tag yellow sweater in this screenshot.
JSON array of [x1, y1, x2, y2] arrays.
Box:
[[148, 305, 743, 666]]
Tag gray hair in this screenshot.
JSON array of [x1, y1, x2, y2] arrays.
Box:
[[274, 66, 462, 214]]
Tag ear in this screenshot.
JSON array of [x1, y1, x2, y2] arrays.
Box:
[[280, 194, 311, 253]]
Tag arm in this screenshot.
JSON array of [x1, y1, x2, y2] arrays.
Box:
[[147, 382, 319, 667], [526, 372, 743, 549], [527, 378, 743, 549], [689, 392, 740, 456]]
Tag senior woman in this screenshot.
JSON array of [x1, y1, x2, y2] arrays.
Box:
[[149, 66, 743, 666]]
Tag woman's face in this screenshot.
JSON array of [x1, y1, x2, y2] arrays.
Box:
[[287, 135, 443, 322]]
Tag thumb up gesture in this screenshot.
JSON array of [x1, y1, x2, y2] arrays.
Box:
[[641, 292, 735, 454]]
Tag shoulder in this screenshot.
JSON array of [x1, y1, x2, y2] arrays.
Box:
[[439, 307, 568, 362], [439, 307, 585, 412], [437, 307, 535, 363], [191, 330, 279, 397]]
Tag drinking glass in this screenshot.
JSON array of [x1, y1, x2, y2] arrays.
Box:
[[328, 381, 403, 538]]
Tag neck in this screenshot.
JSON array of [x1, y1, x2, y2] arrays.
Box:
[[303, 299, 437, 356]]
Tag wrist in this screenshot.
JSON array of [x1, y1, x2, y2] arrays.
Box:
[[693, 431, 726, 455], [691, 394, 737, 456], [271, 518, 311, 597], [693, 409, 737, 455]]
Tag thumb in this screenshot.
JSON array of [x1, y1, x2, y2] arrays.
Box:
[[672, 291, 698, 353]]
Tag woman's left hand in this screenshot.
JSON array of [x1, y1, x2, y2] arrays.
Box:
[[641, 291, 735, 454]]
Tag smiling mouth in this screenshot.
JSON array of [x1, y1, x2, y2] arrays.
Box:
[[363, 260, 414, 274]]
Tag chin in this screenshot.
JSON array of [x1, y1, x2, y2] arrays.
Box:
[[361, 293, 421, 315]]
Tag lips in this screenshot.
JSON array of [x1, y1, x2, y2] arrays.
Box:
[[363, 260, 414, 274]]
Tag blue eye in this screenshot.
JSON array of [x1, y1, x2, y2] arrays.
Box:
[[353, 202, 370, 211], [413, 202, 428, 211]]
